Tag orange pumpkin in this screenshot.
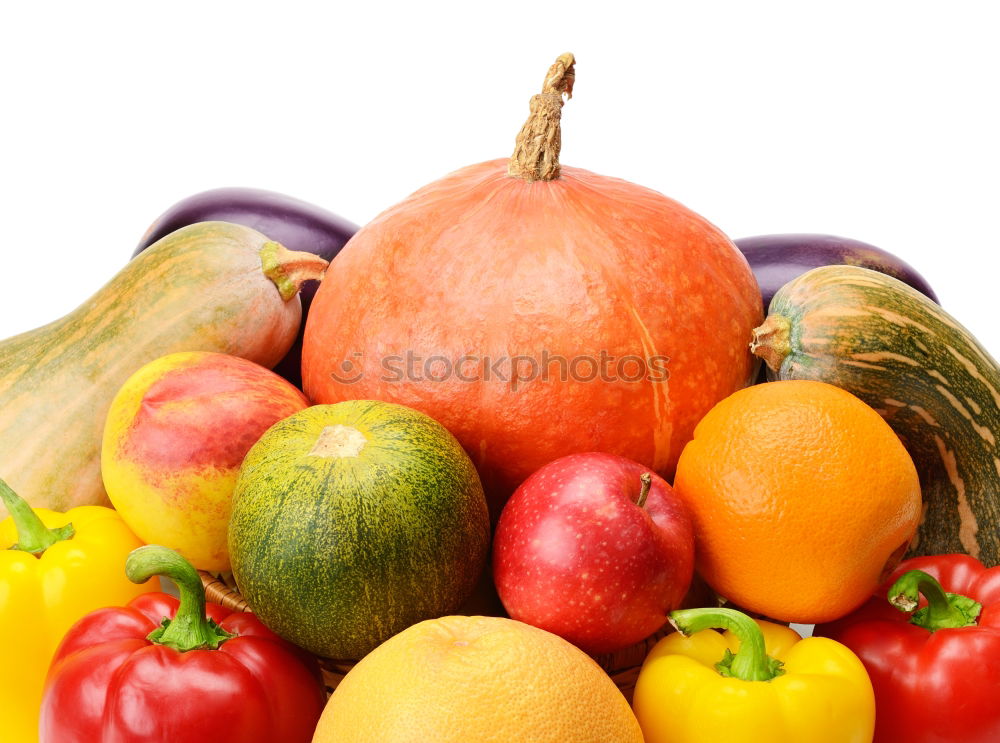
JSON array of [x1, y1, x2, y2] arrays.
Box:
[[302, 54, 762, 516]]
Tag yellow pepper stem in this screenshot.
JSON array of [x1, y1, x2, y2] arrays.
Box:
[[888, 569, 981, 631], [669, 607, 785, 682], [125, 545, 235, 652], [0, 477, 75, 555]]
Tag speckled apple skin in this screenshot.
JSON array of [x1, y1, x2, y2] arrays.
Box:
[[492, 452, 695, 655], [102, 351, 309, 572]]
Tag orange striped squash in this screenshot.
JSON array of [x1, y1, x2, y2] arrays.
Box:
[[752, 265, 1000, 566]]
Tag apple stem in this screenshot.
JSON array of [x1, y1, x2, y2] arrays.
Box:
[[636, 472, 652, 509]]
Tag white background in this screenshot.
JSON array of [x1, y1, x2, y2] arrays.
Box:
[[2, 1, 998, 353]]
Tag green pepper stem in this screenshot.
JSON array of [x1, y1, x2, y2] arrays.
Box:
[[126, 546, 234, 652], [669, 607, 785, 682], [0, 477, 74, 555], [636, 473, 652, 509], [888, 569, 981, 631]]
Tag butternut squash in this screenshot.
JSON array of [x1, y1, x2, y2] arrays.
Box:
[[0, 221, 327, 517]]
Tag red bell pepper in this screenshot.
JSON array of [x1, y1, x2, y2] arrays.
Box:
[[40, 545, 326, 743], [815, 553, 1000, 743]]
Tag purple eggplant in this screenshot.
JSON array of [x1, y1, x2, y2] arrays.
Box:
[[736, 233, 939, 311], [134, 188, 358, 387]]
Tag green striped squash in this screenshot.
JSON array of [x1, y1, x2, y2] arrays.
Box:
[[751, 265, 999, 566], [0, 222, 325, 518], [228, 400, 491, 660]]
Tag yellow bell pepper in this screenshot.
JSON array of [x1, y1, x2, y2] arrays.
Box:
[[633, 607, 875, 743], [0, 478, 159, 743]]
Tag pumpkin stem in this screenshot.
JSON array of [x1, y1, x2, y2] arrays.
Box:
[[750, 315, 792, 373], [508, 53, 575, 183], [260, 241, 330, 302]]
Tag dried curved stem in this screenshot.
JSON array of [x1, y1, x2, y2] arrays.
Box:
[[508, 53, 576, 182]]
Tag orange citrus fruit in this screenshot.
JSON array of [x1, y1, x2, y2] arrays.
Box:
[[673, 380, 921, 623], [311, 615, 643, 743]]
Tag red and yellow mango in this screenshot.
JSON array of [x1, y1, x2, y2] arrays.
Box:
[[102, 351, 308, 572]]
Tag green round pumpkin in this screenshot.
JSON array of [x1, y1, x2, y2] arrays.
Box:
[[228, 400, 490, 659]]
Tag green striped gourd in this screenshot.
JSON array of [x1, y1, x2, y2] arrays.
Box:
[[751, 265, 999, 566], [0, 222, 327, 518], [228, 400, 491, 660]]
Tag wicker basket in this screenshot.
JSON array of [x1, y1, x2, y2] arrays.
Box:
[[199, 571, 674, 703]]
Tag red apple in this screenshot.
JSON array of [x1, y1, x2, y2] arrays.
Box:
[[492, 452, 695, 655]]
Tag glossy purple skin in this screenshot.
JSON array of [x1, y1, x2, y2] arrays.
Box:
[[736, 233, 939, 311], [134, 187, 358, 388]]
